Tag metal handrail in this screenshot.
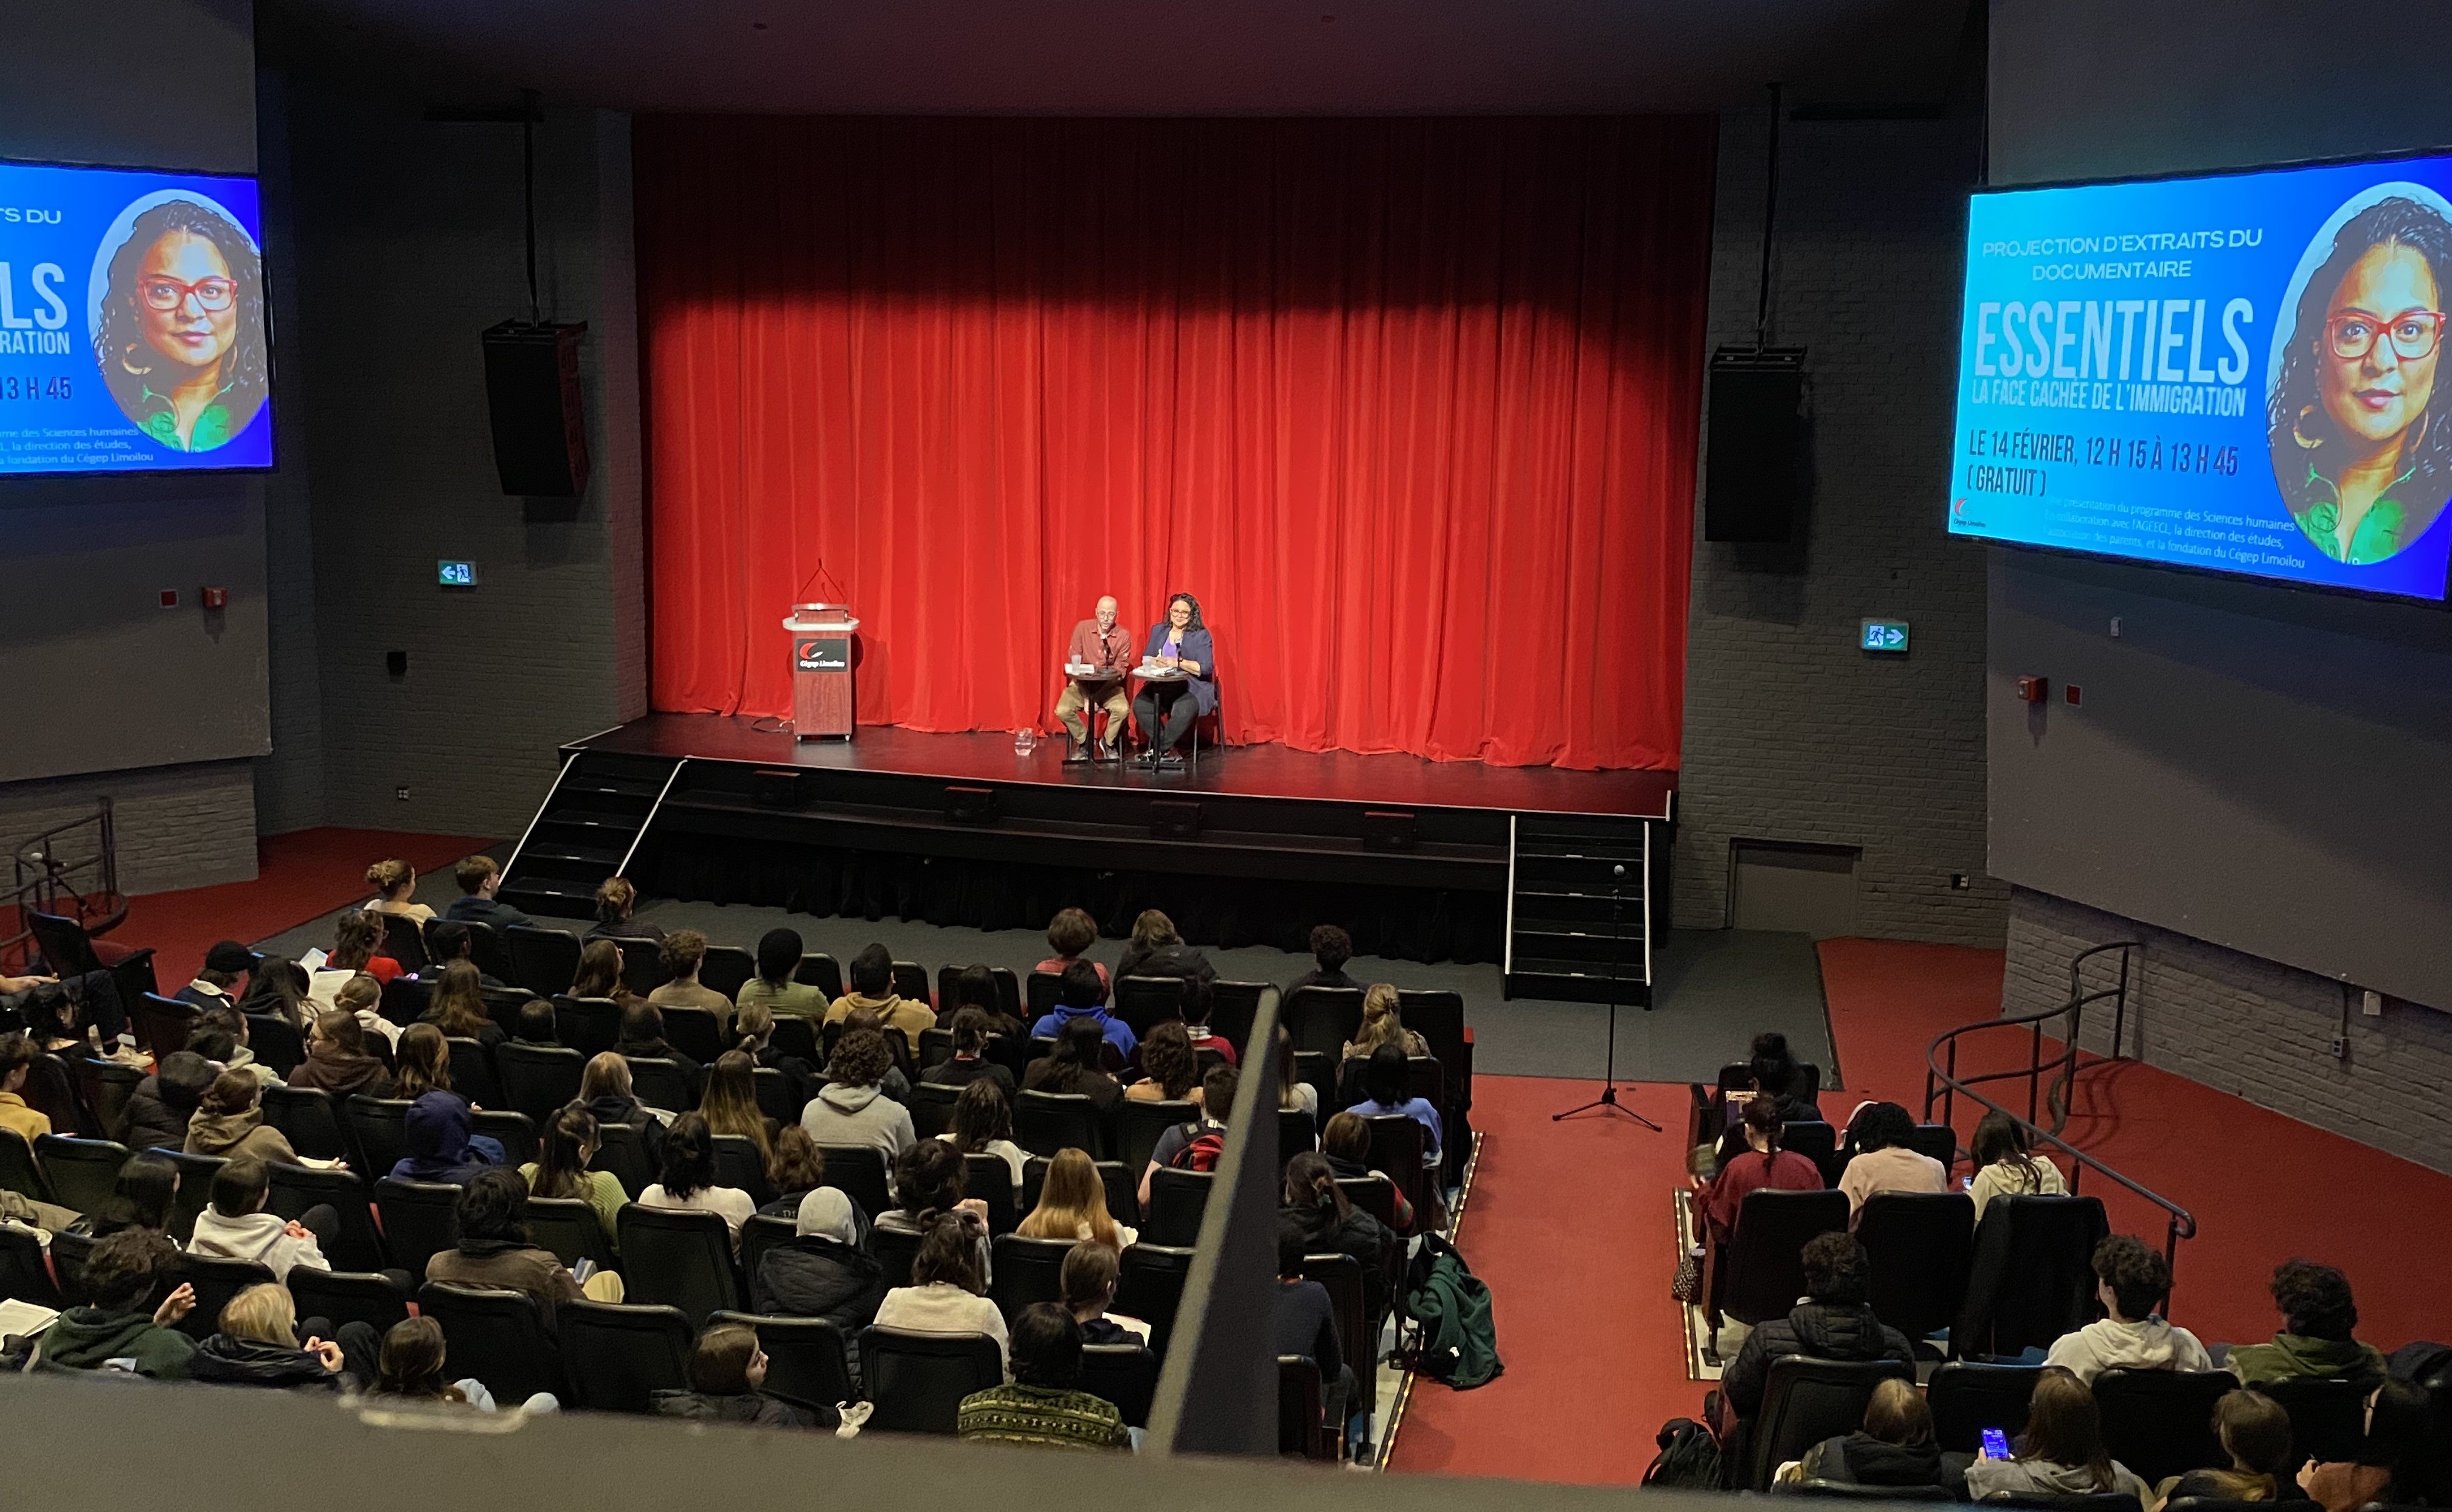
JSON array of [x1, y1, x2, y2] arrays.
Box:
[[4, 801, 122, 974], [1922, 941, 2198, 1268]]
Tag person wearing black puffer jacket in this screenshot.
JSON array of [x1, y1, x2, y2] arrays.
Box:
[[119, 1050, 220, 1153], [189, 1282, 365, 1393], [752, 1186, 885, 1339], [1714, 1232, 1915, 1440], [1796, 1378, 1952, 1491], [1278, 1151, 1395, 1320], [652, 1320, 833, 1428]]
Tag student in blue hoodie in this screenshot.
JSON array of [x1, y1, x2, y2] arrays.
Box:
[[389, 1091, 507, 1184], [1028, 959, 1137, 1062]]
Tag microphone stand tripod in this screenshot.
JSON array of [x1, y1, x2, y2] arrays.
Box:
[[1553, 862, 1661, 1130]]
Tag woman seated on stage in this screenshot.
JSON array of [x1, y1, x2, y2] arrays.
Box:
[[1130, 592, 1216, 769]]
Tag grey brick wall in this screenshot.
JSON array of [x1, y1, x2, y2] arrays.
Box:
[[2006, 886, 2452, 1176], [0, 761, 258, 894], [1675, 107, 2006, 946]]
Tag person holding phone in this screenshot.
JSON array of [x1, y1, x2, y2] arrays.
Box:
[[1963, 1369, 2149, 1504], [1130, 592, 1216, 770]]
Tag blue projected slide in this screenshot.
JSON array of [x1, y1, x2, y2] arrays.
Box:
[[1949, 153, 2452, 601], [0, 158, 271, 476]]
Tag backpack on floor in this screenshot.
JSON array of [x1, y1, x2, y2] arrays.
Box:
[[1644, 1418, 1722, 1490], [1403, 1231, 1501, 1389]]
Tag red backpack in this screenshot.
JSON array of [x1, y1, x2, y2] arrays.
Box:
[[1171, 1124, 1227, 1172]]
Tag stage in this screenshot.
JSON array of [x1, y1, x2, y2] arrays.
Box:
[[503, 714, 1675, 992]]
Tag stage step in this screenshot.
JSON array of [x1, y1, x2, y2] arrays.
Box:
[[499, 751, 686, 919], [1505, 813, 1656, 1003]]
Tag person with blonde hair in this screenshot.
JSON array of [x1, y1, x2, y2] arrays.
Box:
[[698, 1049, 773, 1164], [190, 1282, 352, 1390], [1343, 983, 1427, 1061], [1019, 1146, 1136, 1251], [586, 875, 663, 944], [364, 859, 434, 922]]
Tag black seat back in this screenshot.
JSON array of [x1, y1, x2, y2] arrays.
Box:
[[888, 962, 930, 1008], [699, 948, 756, 1004], [373, 1178, 462, 1277], [858, 1325, 1003, 1434], [793, 954, 842, 1001], [1906, 1123, 1957, 1173], [1856, 1190, 1973, 1340], [963, 1153, 1018, 1236], [152, 1148, 226, 1241], [590, 1122, 657, 1199], [45, 1229, 95, 1305], [1957, 1195, 2109, 1359], [418, 1282, 562, 1404], [1025, 971, 1061, 1018], [2259, 1375, 2370, 1468], [553, 996, 624, 1058], [506, 926, 582, 998], [1116, 1243, 1194, 1359], [2095, 1367, 2239, 1485], [1276, 1108, 1317, 1169], [76, 1058, 145, 1145], [1720, 1188, 1850, 1327], [261, 1086, 352, 1164], [445, 1038, 503, 1110], [167, 1254, 277, 1339], [1081, 1342, 1160, 1427], [1748, 1355, 1917, 1488], [131, 993, 199, 1063], [1283, 986, 1363, 1059], [1113, 975, 1186, 1040], [494, 1043, 586, 1125], [813, 1145, 891, 1216], [1363, 1113, 1429, 1218], [1146, 1167, 1213, 1246], [244, 1013, 308, 1079], [345, 1096, 415, 1179], [1278, 1355, 1331, 1458], [1927, 1360, 2045, 1454], [1782, 1121, 1838, 1182], [472, 1110, 536, 1169], [266, 1164, 386, 1272], [1393, 989, 1467, 1102], [557, 1300, 694, 1412], [614, 939, 668, 999], [625, 1057, 694, 1116], [710, 1134, 774, 1206], [285, 1268, 410, 1336], [714, 1310, 853, 1412], [526, 1195, 618, 1273], [1115, 1100, 1196, 1176], [770, 1017, 820, 1065], [1012, 1090, 1106, 1160], [1208, 982, 1267, 1057], [32, 1134, 128, 1216], [379, 977, 432, 1028], [752, 1067, 801, 1124], [870, 1226, 920, 1290], [616, 1206, 741, 1328], [662, 1007, 724, 1065], [0, 1224, 62, 1308], [738, 1214, 795, 1291], [988, 1234, 1076, 1319], [379, 913, 429, 972], [908, 1082, 959, 1139]]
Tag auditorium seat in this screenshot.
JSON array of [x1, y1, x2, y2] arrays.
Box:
[[965, 1153, 1020, 1235], [590, 1123, 658, 1200], [46, 1230, 95, 1306], [346, 1096, 415, 1177], [28, 911, 158, 1023], [553, 995, 623, 1058], [167, 1253, 276, 1339], [131, 993, 198, 1064], [286, 1268, 411, 1336], [1278, 1355, 1332, 1458], [712, 1311, 854, 1409], [1081, 1342, 1160, 1427], [660, 1006, 724, 1065], [1856, 1190, 1973, 1345], [861, 1325, 1002, 1434], [527, 1195, 619, 1276], [154, 1148, 226, 1241], [420, 1282, 562, 1405], [473, 1109, 537, 1168], [2096, 1367, 2238, 1484], [1209, 981, 1267, 1055], [989, 1234, 1076, 1319], [1013, 1090, 1106, 1159], [698, 946, 755, 1004], [1025, 970, 1062, 1019], [814, 1145, 892, 1217], [1283, 985, 1364, 1060], [506, 925, 582, 998], [1741, 1355, 1916, 1490], [32, 1134, 125, 1216], [2259, 1375, 2370, 1466], [496, 1043, 586, 1125], [1716, 1188, 1849, 1328], [1300, 1250, 1373, 1424], [260, 1086, 351, 1165], [1783, 1120, 1839, 1183], [445, 1037, 504, 1110], [1020, 1156, 1137, 1230], [557, 1300, 694, 1412], [427, 917, 516, 984], [1363, 1113, 1430, 1220], [752, 1067, 801, 1124], [243, 1012, 307, 1079], [1117, 1243, 1195, 1360], [623, 1056, 694, 1116], [75, 1057, 144, 1145], [1114, 975, 1186, 1039], [1336, 1174, 1400, 1233], [266, 1164, 387, 1273], [710, 1134, 774, 1205], [378, 976, 431, 1027], [1146, 1167, 1212, 1245], [374, 1178, 462, 1277], [909, 1080, 959, 1138], [770, 1016, 820, 1066], [870, 1226, 921, 1290], [1956, 1194, 2108, 1360], [1277, 1108, 1318, 1169], [1117, 1099, 1196, 1175], [613, 938, 667, 999], [737, 1215, 794, 1294], [379, 913, 430, 973], [889, 961, 930, 1008], [0, 1224, 63, 1309], [792, 954, 843, 1001], [1926, 1360, 2044, 1454], [1906, 1123, 1958, 1172], [617, 1206, 741, 1328]]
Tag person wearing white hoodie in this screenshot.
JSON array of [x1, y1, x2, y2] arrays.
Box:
[[187, 1158, 333, 1282], [799, 1027, 915, 1162], [2043, 1234, 2211, 1384]]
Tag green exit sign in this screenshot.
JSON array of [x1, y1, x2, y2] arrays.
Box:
[[1860, 618, 1910, 653]]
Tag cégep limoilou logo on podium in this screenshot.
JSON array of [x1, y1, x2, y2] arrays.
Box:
[[795, 638, 848, 672]]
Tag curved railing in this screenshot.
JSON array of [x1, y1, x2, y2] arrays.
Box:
[[1922, 941, 2198, 1266]]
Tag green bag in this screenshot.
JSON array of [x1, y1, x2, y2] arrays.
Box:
[[1404, 1232, 1502, 1389]]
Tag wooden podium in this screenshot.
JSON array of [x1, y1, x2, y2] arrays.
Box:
[[783, 603, 859, 740]]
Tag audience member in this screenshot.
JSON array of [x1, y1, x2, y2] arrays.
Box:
[[653, 1320, 825, 1428], [2157, 1389, 2296, 1507], [1744, 1031, 1821, 1127], [332, 970, 400, 1051], [1795, 1377, 1948, 1490], [365, 859, 435, 922], [1141, 1064, 1238, 1207], [236, 954, 311, 1029], [420, 919, 503, 989], [1967, 1107, 2068, 1221], [390, 1089, 507, 1184], [1345, 1043, 1442, 1164], [189, 1282, 350, 1391], [1716, 1232, 1915, 1434], [570, 938, 642, 1008], [801, 1028, 915, 1159], [937, 964, 1017, 1036], [1276, 1028, 1318, 1119], [580, 1052, 668, 1164], [1835, 1102, 1946, 1217], [639, 1111, 755, 1241], [123, 1049, 223, 1151], [1028, 959, 1137, 1062], [584, 876, 663, 944], [1036, 907, 1112, 1000], [310, 911, 402, 1006], [522, 1105, 627, 1249], [425, 1169, 597, 1328], [1281, 1150, 1394, 1318], [615, 999, 702, 1102], [2044, 1234, 2211, 1383], [1701, 1096, 1825, 1244], [753, 1185, 885, 1334], [393, 1021, 454, 1101], [2228, 1258, 2388, 1389], [1321, 1110, 1413, 1232], [175, 941, 256, 1009], [369, 1315, 552, 1412], [826, 944, 932, 1058], [3, 963, 128, 1052], [733, 1001, 816, 1105], [738, 928, 827, 1020], [958, 1302, 1130, 1450], [185, 1069, 300, 1164], [1963, 1369, 2150, 1503], [649, 929, 733, 1027], [761, 1126, 829, 1217], [2298, 1379, 2432, 1512], [698, 1049, 773, 1163], [1126, 1020, 1202, 1105], [192, 1004, 279, 1089], [511, 998, 559, 1047], [285, 1009, 395, 1102], [188, 1158, 332, 1280], [1182, 993, 1237, 1066], [1061, 1240, 1150, 1347], [1023, 1013, 1127, 1113], [422, 960, 505, 1049], [836, 1004, 915, 1103], [873, 1212, 1008, 1366], [1286, 924, 1358, 995], [30, 1227, 198, 1376], [940, 1079, 1027, 1195], [446, 855, 532, 931], [878, 1137, 984, 1236], [1020, 1146, 1136, 1250], [1275, 1217, 1349, 1449], [923, 1007, 1017, 1097], [1344, 983, 1428, 1062], [68, 1150, 179, 1240], [1113, 909, 1214, 1015], [0, 1031, 49, 1144]]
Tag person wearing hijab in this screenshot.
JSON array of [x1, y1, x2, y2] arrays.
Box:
[[388, 1091, 507, 1185], [751, 1186, 888, 1341], [1130, 592, 1217, 769]]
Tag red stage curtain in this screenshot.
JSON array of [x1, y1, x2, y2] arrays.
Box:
[[635, 116, 1712, 769]]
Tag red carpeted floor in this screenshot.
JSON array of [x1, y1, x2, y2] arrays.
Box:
[[107, 828, 495, 991], [1389, 937, 2452, 1486]]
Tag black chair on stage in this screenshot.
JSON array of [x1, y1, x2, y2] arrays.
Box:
[[419, 1282, 562, 1405], [1740, 1356, 1917, 1490], [557, 1300, 694, 1413], [859, 1327, 1002, 1434]]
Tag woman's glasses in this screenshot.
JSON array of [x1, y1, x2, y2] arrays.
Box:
[[139, 275, 238, 313], [2327, 307, 2446, 362]]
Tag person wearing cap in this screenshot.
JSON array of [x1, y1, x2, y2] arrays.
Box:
[[750, 1186, 887, 1339], [177, 941, 257, 1009]]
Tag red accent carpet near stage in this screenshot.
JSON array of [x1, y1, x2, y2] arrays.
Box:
[[1388, 937, 2452, 1485], [114, 829, 495, 990]]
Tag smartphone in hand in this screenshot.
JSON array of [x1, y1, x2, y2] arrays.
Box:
[[1980, 1427, 2010, 1460]]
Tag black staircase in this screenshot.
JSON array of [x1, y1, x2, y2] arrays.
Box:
[[1503, 815, 1655, 1004], [497, 751, 685, 921]]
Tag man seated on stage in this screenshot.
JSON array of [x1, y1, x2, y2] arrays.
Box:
[[1055, 595, 1134, 764], [1132, 592, 1217, 770]]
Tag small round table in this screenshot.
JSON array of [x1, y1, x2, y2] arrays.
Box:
[[1062, 665, 1131, 759], [1127, 664, 1199, 776]]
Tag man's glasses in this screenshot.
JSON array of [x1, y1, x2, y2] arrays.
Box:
[[140, 275, 238, 313], [2327, 308, 2446, 362]]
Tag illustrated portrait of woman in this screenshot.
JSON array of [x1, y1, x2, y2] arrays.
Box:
[[2268, 194, 2452, 565], [91, 197, 269, 452]]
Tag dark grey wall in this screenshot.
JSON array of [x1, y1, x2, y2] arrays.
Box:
[[1675, 104, 2004, 946], [0, 0, 268, 888], [1987, 0, 2452, 1013]]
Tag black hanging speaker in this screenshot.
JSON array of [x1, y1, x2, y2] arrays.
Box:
[[1704, 347, 1806, 542], [482, 320, 590, 497]]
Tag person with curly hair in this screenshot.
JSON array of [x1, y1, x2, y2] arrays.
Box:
[[2043, 1234, 2211, 1384], [798, 1027, 914, 1159], [94, 198, 269, 452], [2268, 195, 2452, 564], [2228, 1259, 2388, 1389]]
